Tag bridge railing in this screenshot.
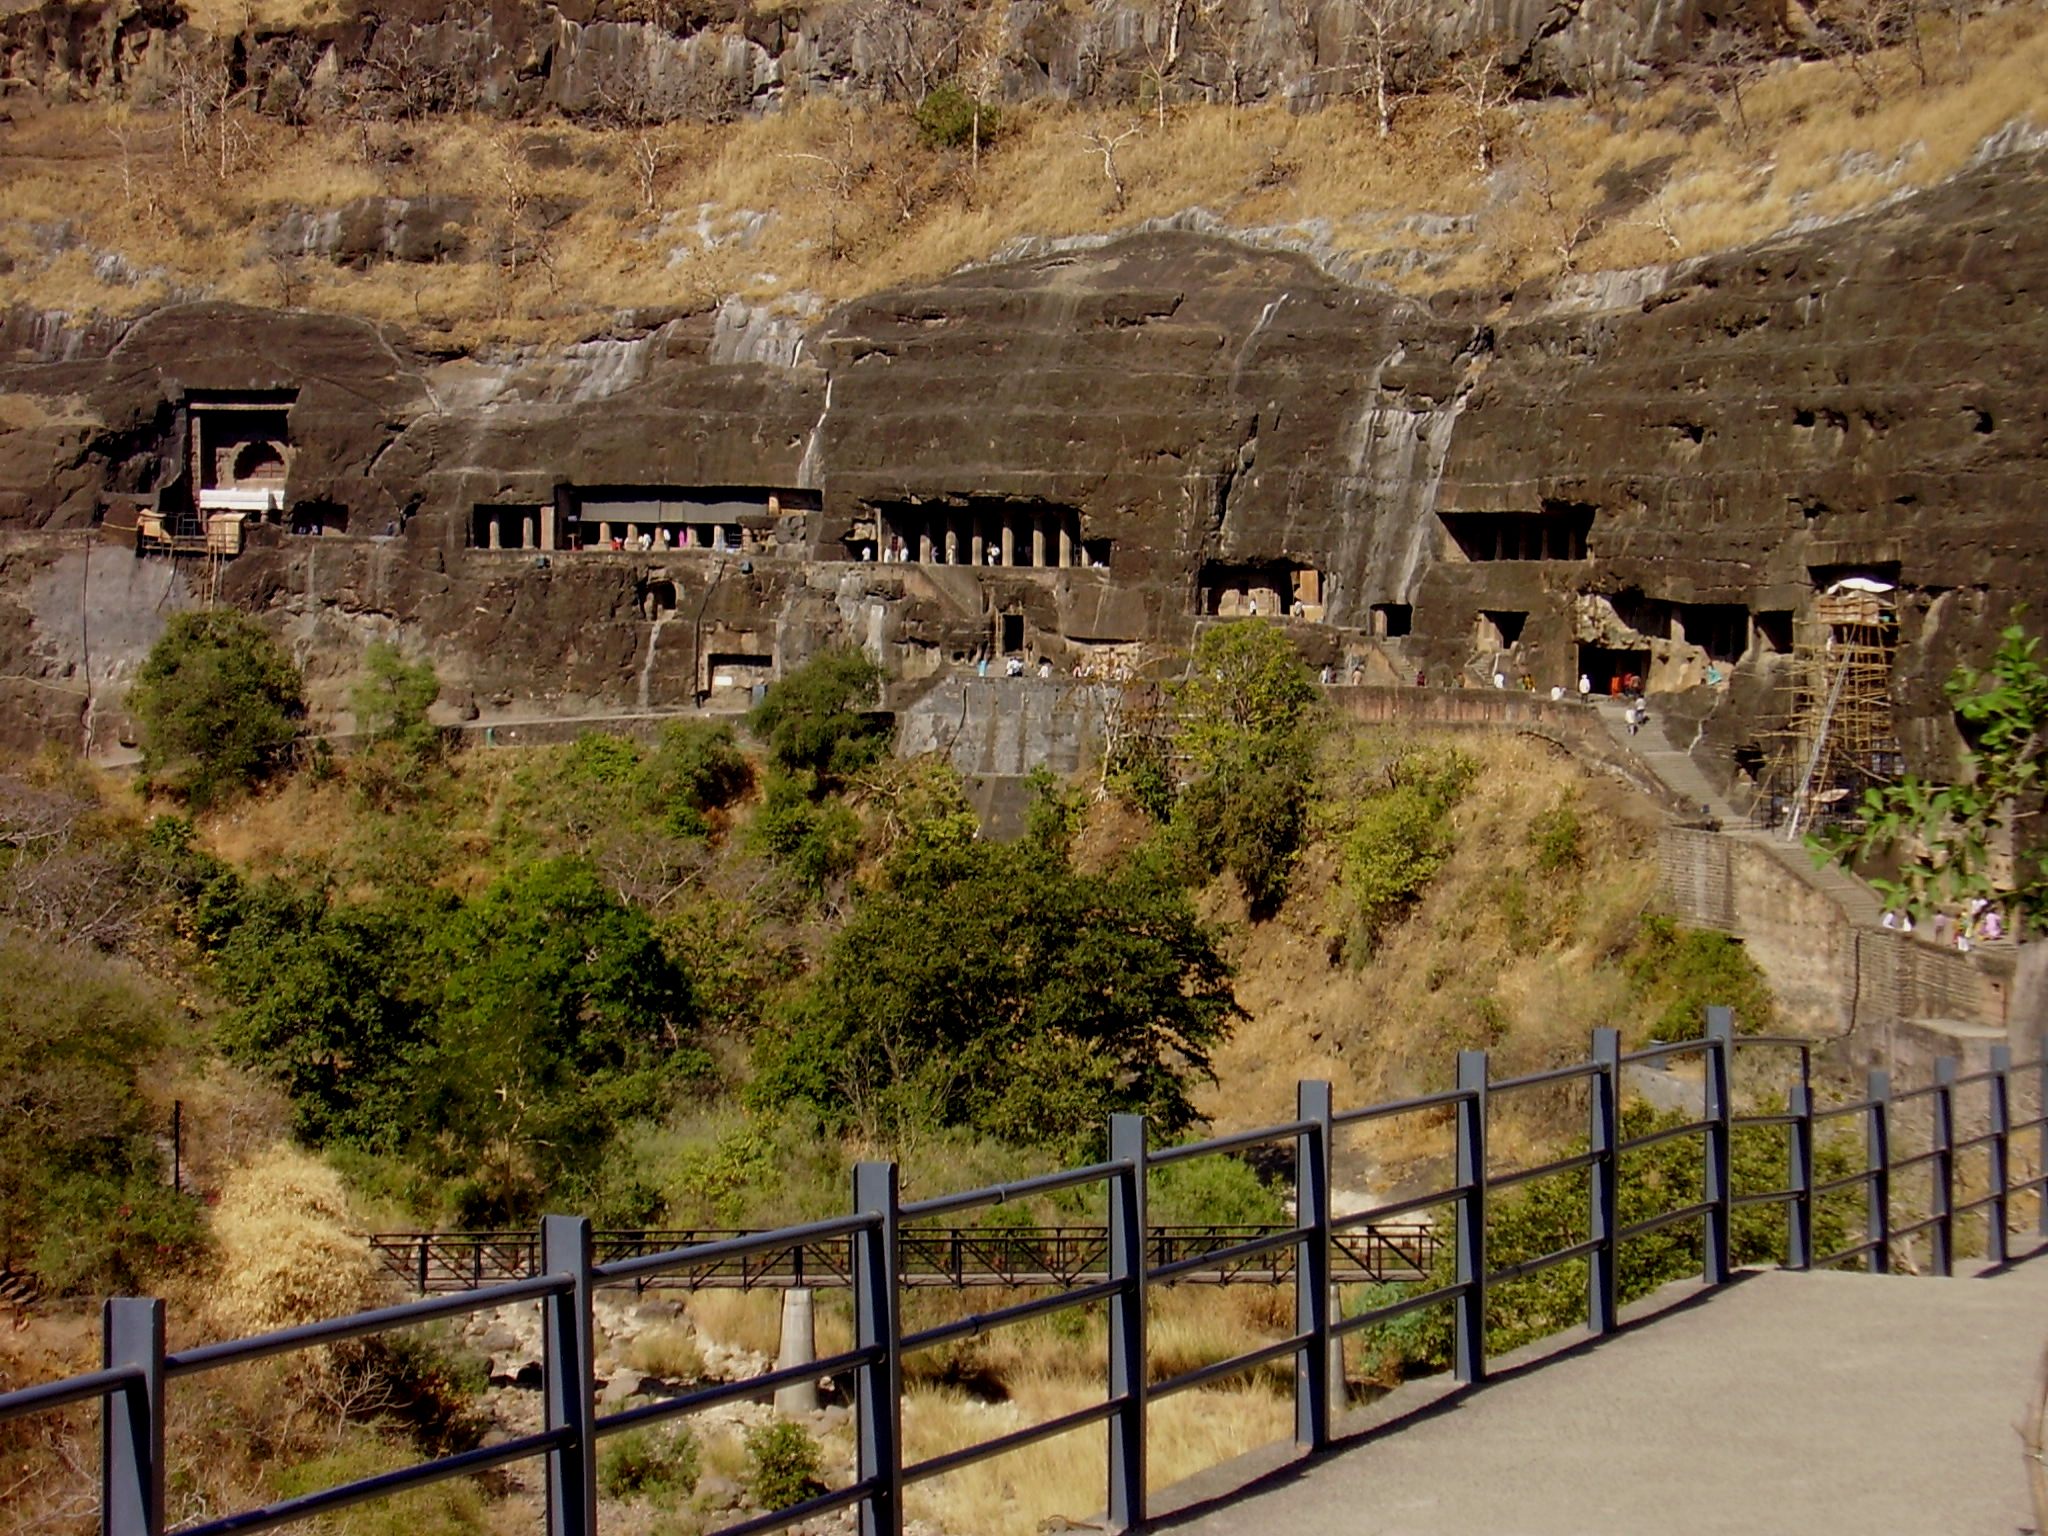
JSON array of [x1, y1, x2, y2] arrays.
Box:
[[4, 1013, 2045, 1536]]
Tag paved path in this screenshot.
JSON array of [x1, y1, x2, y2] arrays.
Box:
[[1154, 1256, 2048, 1536]]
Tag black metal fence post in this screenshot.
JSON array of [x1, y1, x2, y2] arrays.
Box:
[[1295, 1081, 1334, 1450], [1454, 1050, 1489, 1385], [853, 1161, 903, 1536], [1703, 1007, 1735, 1285], [417, 1235, 430, 1296], [1589, 1028, 1621, 1333], [102, 1298, 164, 1536], [1867, 1069, 1892, 1275], [540, 1215, 595, 1536], [1988, 1045, 2012, 1264], [1107, 1114, 1148, 1530], [1788, 1080, 1814, 1271], [1931, 1057, 1956, 1277]]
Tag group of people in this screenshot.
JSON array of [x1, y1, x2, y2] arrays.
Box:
[[1881, 898, 2007, 950]]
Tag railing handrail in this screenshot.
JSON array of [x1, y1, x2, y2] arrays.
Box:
[[6, 1016, 2044, 1536]]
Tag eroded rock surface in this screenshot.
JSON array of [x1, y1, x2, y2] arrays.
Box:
[[1, 146, 2042, 786]]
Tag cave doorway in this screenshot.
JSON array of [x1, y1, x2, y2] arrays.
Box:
[[1579, 644, 1650, 697], [999, 613, 1025, 655]]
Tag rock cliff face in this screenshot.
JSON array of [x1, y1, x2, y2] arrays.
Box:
[[0, 0, 1781, 122], [2, 144, 2043, 790]]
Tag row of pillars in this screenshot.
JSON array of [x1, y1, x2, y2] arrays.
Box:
[[883, 507, 1085, 568]]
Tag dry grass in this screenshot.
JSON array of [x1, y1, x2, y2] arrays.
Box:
[[1, 7, 2041, 342], [624, 1323, 707, 1382], [205, 1144, 393, 1339]]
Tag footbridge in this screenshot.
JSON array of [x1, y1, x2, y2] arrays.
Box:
[[4, 1012, 2044, 1536]]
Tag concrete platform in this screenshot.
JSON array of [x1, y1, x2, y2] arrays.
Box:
[[1152, 1254, 2048, 1536]]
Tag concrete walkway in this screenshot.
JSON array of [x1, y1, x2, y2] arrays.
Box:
[[1153, 1256, 2048, 1536]]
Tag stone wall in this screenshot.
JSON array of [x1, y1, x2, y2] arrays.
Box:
[[1657, 825, 2019, 1047]]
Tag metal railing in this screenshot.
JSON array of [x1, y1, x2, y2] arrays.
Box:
[[4, 1010, 2044, 1536], [366, 1222, 1442, 1294]]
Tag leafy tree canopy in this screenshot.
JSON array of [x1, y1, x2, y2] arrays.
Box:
[[1814, 620, 2048, 928], [1163, 622, 1326, 911], [746, 647, 889, 784], [131, 609, 304, 807], [751, 836, 1239, 1154]]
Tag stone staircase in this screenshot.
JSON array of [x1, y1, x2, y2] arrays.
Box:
[[1595, 699, 1890, 932]]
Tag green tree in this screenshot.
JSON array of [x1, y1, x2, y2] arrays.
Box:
[[1166, 622, 1324, 910], [418, 858, 706, 1217], [753, 838, 1238, 1152], [1339, 747, 1476, 952], [1814, 620, 2048, 928], [131, 610, 304, 806], [746, 647, 889, 784], [0, 934, 205, 1292], [352, 642, 441, 756]]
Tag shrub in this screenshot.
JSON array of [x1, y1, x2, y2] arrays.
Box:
[[744, 1420, 825, 1511], [746, 648, 888, 783], [1529, 798, 1584, 873], [746, 769, 862, 893], [646, 720, 751, 835], [914, 82, 1002, 152], [207, 1145, 391, 1338], [0, 933, 204, 1293], [1341, 748, 1476, 952], [599, 1425, 701, 1507], [1626, 914, 1777, 1038], [351, 642, 441, 761], [131, 609, 304, 807]]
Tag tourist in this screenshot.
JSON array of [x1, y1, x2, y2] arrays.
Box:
[[1551, 684, 1565, 701], [1038, 658, 1052, 680], [1493, 671, 1506, 689], [1320, 664, 1333, 686], [1578, 673, 1593, 699], [1415, 669, 1427, 688]]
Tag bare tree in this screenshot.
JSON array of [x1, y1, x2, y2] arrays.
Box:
[[1079, 123, 1143, 212], [1347, 0, 1424, 136], [1445, 39, 1515, 173]]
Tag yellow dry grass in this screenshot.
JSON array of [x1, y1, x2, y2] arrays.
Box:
[[205, 1143, 393, 1338], [1, 6, 2040, 341]]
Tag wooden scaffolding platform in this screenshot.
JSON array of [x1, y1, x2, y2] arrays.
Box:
[[1763, 589, 1903, 838]]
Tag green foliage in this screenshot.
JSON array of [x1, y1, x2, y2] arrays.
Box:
[[1529, 798, 1584, 873], [269, 1435, 490, 1536], [1340, 748, 1476, 953], [743, 1421, 825, 1511], [914, 82, 1002, 152], [747, 769, 862, 894], [132, 609, 304, 807], [753, 837, 1238, 1153], [0, 934, 205, 1292], [1023, 764, 1087, 855], [1166, 623, 1325, 911], [1172, 622, 1321, 779], [644, 720, 752, 836], [599, 1426, 701, 1508], [1146, 1153, 1288, 1227], [211, 857, 706, 1221], [352, 643, 441, 759], [1813, 620, 2048, 928], [1357, 1101, 1856, 1371], [747, 648, 889, 784], [1625, 915, 1776, 1038]]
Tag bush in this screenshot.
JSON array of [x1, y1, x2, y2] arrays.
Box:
[[744, 1420, 825, 1511], [914, 82, 1002, 152], [746, 769, 862, 894], [746, 648, 888, 784], [752, 837, 1237, 1152], [351, 643, 441, 761], [131, 610, 304, 807], [1626, 915, 1777, 1038], [0, 933, 205, 1293], [599, 1425, 701, 1507], [1529, 798, 1584, 873], [1341, 749, 1477, 952]]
